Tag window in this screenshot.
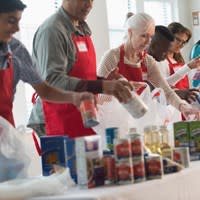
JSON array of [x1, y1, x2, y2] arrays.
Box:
[[106, 0, 174, 48], [18, 0, 62, 118], [106, 0, 136, 48], [20, 0, 62, 52], [144, 0, 172, 25]]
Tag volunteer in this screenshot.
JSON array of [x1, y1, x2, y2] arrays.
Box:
[[164, 22, 200, 89], [0, 0, 96, 127], [28, 0, 133, 137], [148, 25, 200, 103], [97, 13, 200, 119]]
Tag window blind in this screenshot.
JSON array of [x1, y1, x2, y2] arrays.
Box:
[[144, 0, 172, 25]]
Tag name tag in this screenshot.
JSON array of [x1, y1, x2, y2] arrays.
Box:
[[77, 41, 88, 52]]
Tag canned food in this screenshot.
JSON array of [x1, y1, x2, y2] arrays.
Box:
[[173, 147, 190, 168], [114, 138, 131, 160], [80, 99, 99, 128], [128, 133, 143, 159], [105, 127, 119, 153], [145, 155, 163, 180], [132, 158, 146, 183], [122, 91, 148, 118], [116, 160, 134, 184], [103, 150, 116, 184]]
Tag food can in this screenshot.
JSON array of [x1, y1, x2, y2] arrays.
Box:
[[128, 133, 143, 159], [132, 158, 146, 183], [122, 91, 148, 118], [173, 147, 190, 168], [145, 155, 163, 180], [103, 150, 116, 184], [105, 127, 119, 153], [115, 160, 134, 184], [80, 99, 99, 128], [114, 138, 131, 160]]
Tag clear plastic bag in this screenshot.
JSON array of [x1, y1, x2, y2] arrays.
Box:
[[93, 86, 172, 147], [0, 168, 75, 200], [0, 117, 30, 182]]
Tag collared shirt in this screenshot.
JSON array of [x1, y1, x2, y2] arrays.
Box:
[[28, 7, 95, 125], [32, 7, 92, 91], [0, 37, 43, 96]]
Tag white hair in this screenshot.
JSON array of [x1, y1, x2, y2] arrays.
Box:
[[124, 12, 155, 41]]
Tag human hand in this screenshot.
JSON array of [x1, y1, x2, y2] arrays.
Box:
[[188, 56, 200, 69], [102, 80, 133, 103], [129, 81, 147, 91], [175, 88, 200, 103], [106, 67, 125, 80], [179, 103, 200, 120]]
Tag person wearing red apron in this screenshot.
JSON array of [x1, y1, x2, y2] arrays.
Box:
[[167, 57, 189, 89], [0, 53, 15, 127], [42, 33, 96, 138], [118, 45, 147, 94]]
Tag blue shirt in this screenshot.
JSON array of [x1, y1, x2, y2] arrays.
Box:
[[0, 37, 43, 95]]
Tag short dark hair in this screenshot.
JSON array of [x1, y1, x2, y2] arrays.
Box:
[[0, 0, 26, 13], [155, 25, 174, 42]]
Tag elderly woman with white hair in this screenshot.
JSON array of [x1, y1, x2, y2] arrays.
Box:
[[97, 13, 200, 120]]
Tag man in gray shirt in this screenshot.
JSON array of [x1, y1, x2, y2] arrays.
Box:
[[28, 0, 133, 137]]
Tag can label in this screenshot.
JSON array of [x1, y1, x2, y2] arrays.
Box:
[[103, 155, 115, 184], [132, 159, 146, 182], [128, 134, 143, 159], [173, 147, 190, 168], [145, 155, 163, 180], [122, 92, 148, 118], [106, 127, 118, 153], [114, 138, 131, 160], [116, 160, 134, 184], [80, 99, 99, 128]]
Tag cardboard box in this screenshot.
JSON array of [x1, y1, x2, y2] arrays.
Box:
[[173, 121, 189, 147], [188, 121, 200, 160], [75, 135, 105, 188], [40, 136, 77, 182]]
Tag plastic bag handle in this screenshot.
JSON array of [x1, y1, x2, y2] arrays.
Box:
[[32, 131, 41, 156]]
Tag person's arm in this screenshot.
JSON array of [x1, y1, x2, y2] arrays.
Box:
[[146, 55, 186, 110], [164, 57, 200, 86], [165, 64, 190, 86], [32, 81, 94, 107], [97, 48, 121, 79], [32, 26, 81, 91]]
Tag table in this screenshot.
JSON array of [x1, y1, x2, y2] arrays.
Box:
[[30, 161, 200, 200]]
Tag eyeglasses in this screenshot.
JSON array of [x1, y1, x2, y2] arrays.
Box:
[[174, 36, 188, 46]]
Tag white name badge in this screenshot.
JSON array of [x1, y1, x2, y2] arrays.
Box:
[[77, 41, 88, 52]]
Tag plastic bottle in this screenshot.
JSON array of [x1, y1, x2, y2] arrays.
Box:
[[159, 125, 172, 159]]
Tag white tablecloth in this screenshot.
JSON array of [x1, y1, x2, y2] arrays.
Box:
[[30, 161, 200, 200]]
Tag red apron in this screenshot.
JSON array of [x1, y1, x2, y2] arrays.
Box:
[[118, 45, 147, 94], [42, 34, 96, 138], [167, 57, 189, 89], [0, 53, 15, 126]]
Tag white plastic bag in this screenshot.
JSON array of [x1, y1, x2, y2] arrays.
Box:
[[0, 117, 30, 182], [93, 86, 172, 147], [0, 168, 75, 200]]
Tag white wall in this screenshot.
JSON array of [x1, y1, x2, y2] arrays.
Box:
[[191, 0, 200, 44], [176, 0, 193, 62], [87, 0, 110, 64]]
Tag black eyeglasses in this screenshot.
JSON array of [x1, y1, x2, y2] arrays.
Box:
[[174, 36, 188, 46]]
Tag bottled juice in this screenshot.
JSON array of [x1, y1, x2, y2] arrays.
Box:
[[160, 125, 172, 159]]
